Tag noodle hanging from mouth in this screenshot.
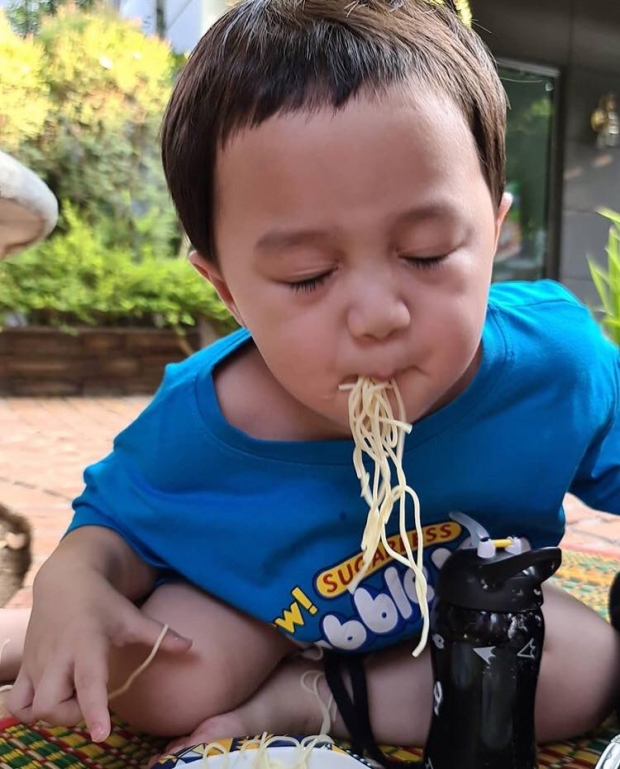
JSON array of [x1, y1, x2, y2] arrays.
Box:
[[341, 377, 429, 657]]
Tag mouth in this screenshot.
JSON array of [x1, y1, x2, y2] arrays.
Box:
[[341, 371, 401, 388], [366, 372, 399, 383]]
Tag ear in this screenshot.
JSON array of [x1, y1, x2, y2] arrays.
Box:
[[189, 251, 245, 326], [493, 192, 513, 253]]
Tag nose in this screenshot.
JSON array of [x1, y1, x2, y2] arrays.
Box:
[[347, 288, 411, 341]]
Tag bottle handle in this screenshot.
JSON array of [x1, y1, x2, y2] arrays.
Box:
[[449, 511, 491, 545]]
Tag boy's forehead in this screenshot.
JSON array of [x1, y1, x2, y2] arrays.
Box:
[[217, 85, 473, 164], [213, 86, 491, 235]]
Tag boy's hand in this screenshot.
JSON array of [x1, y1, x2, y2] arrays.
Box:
[[7, 560, 191, 742]]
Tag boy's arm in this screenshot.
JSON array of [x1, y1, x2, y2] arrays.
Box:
[[46, 524, 157, 599], [7, 525, 192, 743]]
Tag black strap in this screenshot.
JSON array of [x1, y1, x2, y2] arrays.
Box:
[[609, 572, 620, 721], [324, 651, 421, 769], [609, 571, 620, 632]]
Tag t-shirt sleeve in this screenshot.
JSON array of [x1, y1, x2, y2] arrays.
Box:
[[66, 354, 211, 570], [68, 451, 169, 569], [569, 343, 620, 515]]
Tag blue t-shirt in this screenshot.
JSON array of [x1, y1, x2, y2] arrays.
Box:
[[68, 280, 620, 653]]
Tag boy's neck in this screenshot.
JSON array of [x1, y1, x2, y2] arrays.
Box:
[[212, 340, 484, 443], [214, 342, 351, 441]]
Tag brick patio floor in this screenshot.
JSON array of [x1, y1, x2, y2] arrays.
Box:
[[0, 396, 619, 609]]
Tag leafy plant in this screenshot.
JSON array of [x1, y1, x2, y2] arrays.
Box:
[[6, 0, 98, 36], [588, 208, 620, 345], [0, 13, 49, 149], [0, 204, 235, 333], [0, 5, 179, 256]]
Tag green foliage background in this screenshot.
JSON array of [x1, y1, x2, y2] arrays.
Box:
[[1, 5, 178, 253], [588, 210, 620, 346], [0, 4, 232, 331], [0, 204, 236, 332]]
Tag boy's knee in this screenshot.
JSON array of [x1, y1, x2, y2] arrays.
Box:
[[107, 583, 284, 736], [108, 640, 213, 735], [537, 607, 620, 741], [106, 586, 225, 735]]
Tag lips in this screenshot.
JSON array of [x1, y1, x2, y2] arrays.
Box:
[[365, 372, 398, 383], [341, 368, 407, 388], [340, 374, 394, 388]]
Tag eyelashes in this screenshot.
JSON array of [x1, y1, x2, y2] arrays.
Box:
[[287, 255, 448, 293], [402, 255, 449, 270], [288, 271, 334, 293]]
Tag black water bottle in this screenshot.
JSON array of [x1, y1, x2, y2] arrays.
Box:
[[423, 517, 562, 769]]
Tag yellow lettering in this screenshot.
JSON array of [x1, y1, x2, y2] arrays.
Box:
[[315, 521, 462, 598], [273, 602, 305, 632]]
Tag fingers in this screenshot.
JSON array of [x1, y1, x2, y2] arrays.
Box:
[[75, 636, 111, 742], [9, 639, 110, 738], [6, 670, 34, 721], [117, 611, 192, 655], [24, 658, 83, 727], [9, 609, 190, 742], [159, 625, 193, 654]]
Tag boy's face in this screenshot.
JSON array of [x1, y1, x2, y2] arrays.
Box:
[[195, 85, 510, 437]]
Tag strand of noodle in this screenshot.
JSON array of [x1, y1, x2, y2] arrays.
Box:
[[390, 385, 425, 575], [376, 487, 429, 655], [367, 401, 391, 547], [379, 402, 429, 653], [0, 627, 173, 705], [108, 623, 170, 700], [181, 673, 334, 769], [343, 377, 430, 655], [300, 670, 335, 737], [350, 380, 404, 574], [390, 381, 429, 621], [385, 441, 425, 576], [194, 741, 230, 769], [250, 732, 332, 769], [349, 381, 396, 556]]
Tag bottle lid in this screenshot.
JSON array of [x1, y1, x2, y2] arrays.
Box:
[[434, 545, 562, 612]]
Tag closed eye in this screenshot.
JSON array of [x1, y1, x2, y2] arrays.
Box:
[[402, 255, 449, 270], [287, 271, 334, 293]]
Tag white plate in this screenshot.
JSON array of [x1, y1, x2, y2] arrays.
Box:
[[155, 737, 375, 769]]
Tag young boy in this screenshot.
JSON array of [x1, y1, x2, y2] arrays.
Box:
[[3, 0, 620, 760]]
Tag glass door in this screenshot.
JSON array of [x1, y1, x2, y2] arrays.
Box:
[[494, 60, 560, 282]]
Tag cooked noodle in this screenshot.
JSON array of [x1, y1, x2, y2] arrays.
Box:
[[341, 377, 429, 656]]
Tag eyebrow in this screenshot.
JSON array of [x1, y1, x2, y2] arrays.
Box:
[[255, 228, 332, 254], [254, 202, 461, 254]]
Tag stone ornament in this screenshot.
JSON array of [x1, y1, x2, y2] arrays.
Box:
[[0, 150, 58, 259]]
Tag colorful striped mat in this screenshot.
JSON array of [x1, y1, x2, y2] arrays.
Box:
[[0, 548, 617, 769]]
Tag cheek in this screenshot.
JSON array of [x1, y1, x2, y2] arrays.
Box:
[[252, 316, 331, 378], [417, 273, 488, 363]]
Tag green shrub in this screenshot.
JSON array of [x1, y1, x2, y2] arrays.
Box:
[[0, 5, 179, 256], [0, 13, 49, 148], [588, 208, 620, 346], [0, 204, 235, 333]]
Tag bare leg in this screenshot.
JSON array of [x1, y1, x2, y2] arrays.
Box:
[[108, 583, 296, 737], [536, 583, 620, 740], [171, 585, 620, 750], [164, 642, 433, 754], [0, 608, 29, 682]]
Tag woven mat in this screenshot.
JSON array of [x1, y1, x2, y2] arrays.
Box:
[[0, 548, 617, 769]]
